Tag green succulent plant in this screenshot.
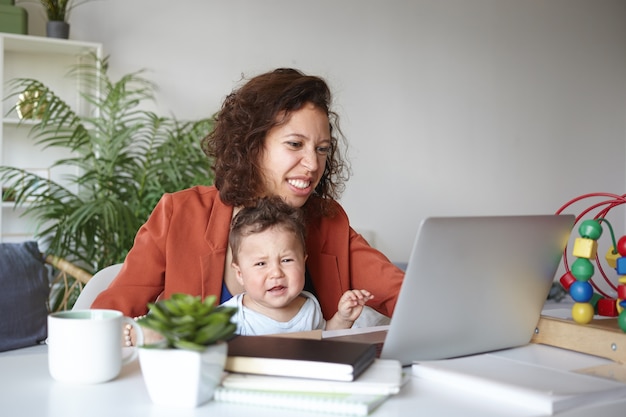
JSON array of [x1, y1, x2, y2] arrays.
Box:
[[137, 293, 238, 352]]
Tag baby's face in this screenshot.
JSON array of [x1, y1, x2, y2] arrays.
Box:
[[233, 226, 306, 311]]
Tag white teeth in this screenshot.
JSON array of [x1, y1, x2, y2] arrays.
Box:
[[288, 179, 310, 189]]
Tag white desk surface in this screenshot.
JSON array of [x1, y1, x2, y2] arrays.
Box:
[[1, 342, 626, 417]]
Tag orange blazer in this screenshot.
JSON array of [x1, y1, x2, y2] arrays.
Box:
[[91, 186, 404, 319]]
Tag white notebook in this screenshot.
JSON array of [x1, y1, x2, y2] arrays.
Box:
[[215, 359, 403, 415], [221, 358, 403, 395], [412, 353, 626, 415], [213, 388, 389, 416]]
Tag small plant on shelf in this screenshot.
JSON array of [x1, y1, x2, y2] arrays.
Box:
[[39, 0, 87, 22], [137, 293, 237, 352]]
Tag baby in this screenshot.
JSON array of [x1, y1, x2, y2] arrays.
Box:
[[221, 197, 373, 335]]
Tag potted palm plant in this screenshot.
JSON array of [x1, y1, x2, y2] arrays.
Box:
[[137, 293, 237, 407], [0, 54, 215, 310], [39, 0, 89, 38]]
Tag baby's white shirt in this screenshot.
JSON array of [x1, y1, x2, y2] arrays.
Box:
[[220, 290, 325, 335]]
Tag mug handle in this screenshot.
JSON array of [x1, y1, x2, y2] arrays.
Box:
[[121, 316, 144, 365]]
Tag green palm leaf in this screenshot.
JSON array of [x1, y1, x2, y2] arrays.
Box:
[[0, 54, 215, 309]]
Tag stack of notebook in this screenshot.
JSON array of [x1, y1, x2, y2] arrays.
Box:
[[215, 335, 404, 416]]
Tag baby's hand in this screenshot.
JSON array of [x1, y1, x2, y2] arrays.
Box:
[[337, 289, 374, 322]]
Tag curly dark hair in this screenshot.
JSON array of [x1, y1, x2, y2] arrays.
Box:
[[201, 68, 349, 216]]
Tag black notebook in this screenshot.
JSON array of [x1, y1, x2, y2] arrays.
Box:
[[225, 335, 377, 381]]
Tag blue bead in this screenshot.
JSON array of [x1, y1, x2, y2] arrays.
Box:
[[569, 281, 594, 303]]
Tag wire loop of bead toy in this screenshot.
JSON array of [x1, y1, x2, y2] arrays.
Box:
[[556, 193, 626, 332]]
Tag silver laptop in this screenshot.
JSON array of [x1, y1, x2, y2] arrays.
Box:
[[379, 214, 575, 365]]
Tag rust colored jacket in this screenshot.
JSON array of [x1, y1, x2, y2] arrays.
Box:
[[91, 186, 404, 319]]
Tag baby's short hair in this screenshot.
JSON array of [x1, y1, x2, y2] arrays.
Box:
[[229, 197, 306, 264]]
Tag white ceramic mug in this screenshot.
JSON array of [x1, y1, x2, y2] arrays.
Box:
[[47, 309, 144, 384]]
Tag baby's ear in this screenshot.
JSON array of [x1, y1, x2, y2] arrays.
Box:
[[232, 263, 244, 285]]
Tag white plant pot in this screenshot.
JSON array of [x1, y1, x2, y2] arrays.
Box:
[[139, 342, 227, 407]]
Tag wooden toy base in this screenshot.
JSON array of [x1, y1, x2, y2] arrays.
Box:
[[531, 315, 626, 364]]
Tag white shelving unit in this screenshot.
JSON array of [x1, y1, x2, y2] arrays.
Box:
[[0, 33, 103, 243]]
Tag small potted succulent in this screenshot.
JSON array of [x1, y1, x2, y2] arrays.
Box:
[[136, 293, 237, 407]]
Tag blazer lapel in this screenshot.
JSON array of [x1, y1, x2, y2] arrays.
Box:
[[201, 196, 233, 298]]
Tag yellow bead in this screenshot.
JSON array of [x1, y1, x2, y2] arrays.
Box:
[[571, 303, 594, 324], [606, 246, 620, 269], [618, 299, 624, 314], [572, 238, 598, 259]]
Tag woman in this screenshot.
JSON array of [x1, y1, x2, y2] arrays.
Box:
[[91, 68, 404, 327]]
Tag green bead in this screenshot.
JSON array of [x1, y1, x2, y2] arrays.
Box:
[[578, 219, 602, 240], [571, 257, 594, 281], [618, 310, 626, 333], [590, 292, 602, 308]]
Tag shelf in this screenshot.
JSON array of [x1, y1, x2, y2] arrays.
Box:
[[1, 33, 102, 56], [2, 202, 30, 208], [0, 33, 103, 243], [3, 117, 39, 126]]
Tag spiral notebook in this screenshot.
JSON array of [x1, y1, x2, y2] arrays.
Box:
[[213, 388, 389, 416]]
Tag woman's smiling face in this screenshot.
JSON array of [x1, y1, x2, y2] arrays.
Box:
[[260, 103, 331, 208]]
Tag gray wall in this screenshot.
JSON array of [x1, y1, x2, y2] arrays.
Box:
[[20, 0, 626, 263]]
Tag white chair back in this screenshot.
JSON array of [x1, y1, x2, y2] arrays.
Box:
[[72, 263, 123, 310]]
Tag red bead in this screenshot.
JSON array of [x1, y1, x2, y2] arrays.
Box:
[[618, 284, 626, 300], [597, 298, 619, 317], [617, 236, 626, 257], [559, 272, 576, 290]]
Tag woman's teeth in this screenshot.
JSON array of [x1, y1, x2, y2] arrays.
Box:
[[288, 179, 310, 189]]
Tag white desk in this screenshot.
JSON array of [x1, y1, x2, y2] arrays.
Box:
[[1, 342, 625, 417]]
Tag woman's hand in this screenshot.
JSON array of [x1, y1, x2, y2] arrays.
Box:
[[132, 326, 165, 346]]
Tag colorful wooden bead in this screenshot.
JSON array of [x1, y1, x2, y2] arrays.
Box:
[[618, 310, 626, 332], [605, 246, 620, 269], [570, 258, 594, 281], [572, 237, 598, 259], [617, 236, 626, 257], [616, 257, 626, 275], [569, 281, 594, 303], [571, 302, 594, 324], [590, 292, 603, 308], [618, 284, 626, 300], [559, 272, 576, 290], [578, 219, 603, 240], [597, 298, 619, 317]]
